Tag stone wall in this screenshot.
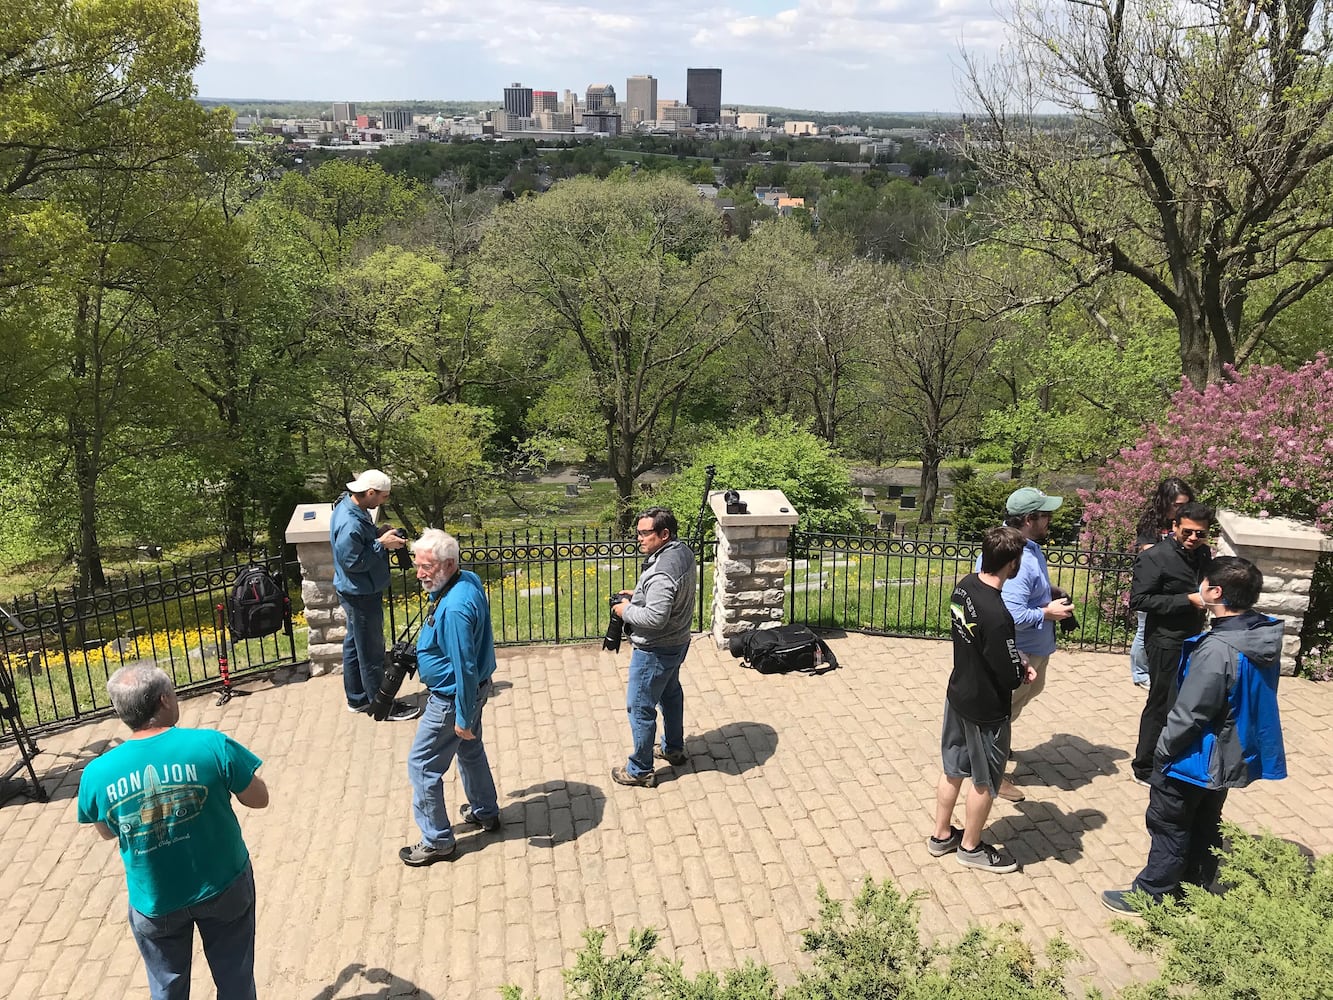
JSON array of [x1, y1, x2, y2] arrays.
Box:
[[1214, 510, 1331, 675]]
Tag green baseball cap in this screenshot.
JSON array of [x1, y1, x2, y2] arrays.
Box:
[[1006, 487, 1063, 515]]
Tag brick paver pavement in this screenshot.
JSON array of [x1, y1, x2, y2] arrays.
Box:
[[3, 634, 1331, 999]]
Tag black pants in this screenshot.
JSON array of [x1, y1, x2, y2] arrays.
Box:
[[1133, 639, 1183, 779], [1134, 775, 1228, 900]]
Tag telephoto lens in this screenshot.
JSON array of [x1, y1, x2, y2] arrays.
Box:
[[1059, 611, 1079, 635], [602, 593, 631, 652]]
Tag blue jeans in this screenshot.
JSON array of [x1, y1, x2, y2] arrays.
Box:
[[1129, 612, 1150, 684], [128, 862, 257, 1000], [339, 591, 385, 709], [408, 681, 498, 848], [625, 643, 687, 777]]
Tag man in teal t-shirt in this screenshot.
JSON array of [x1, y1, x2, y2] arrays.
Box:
[[78, 665, 268, 1000]]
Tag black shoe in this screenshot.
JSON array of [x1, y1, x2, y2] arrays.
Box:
[[926, 826, 963, 858], [957, 841, 1018, 873], [399, 839, 455, 867], [1101, 889, 1142, 915], [611, 765, 656, 787], [461, 804, 500, 832], [653, 747, 688, 766], [384, 700, 422, 722]]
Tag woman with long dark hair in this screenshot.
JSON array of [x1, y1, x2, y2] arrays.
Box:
[[1129, 477, 1195, 686]]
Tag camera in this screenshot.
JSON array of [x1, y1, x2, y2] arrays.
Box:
[[602, 593, 633, 652], [1059, 610, 1079, 635], [724, 489, 748, 515], [390, 528, 412, 570], [368, 641, 419, 720]]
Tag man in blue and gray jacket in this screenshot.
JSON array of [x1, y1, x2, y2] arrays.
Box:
[[610, 507, 697, 788], [1103, 555, 1286, 912]]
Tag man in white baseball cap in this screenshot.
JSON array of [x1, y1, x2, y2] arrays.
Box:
[[329, 469, 419, 721]]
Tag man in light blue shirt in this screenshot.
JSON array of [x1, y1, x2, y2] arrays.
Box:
[[978, 486, 1075, 800]]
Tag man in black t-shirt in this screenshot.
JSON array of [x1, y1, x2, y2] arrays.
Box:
[[928, 526, 1035, 874]]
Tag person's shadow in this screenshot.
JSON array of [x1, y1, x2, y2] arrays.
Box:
[[311, 962, 434, 998], [653, 721, 778, 784], [1011, 733, 1130, 793], [504, 779, 607, 848], [985, 802, 1108, 865]]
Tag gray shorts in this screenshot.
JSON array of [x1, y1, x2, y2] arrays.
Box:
[[940, 702, 1010, 795]]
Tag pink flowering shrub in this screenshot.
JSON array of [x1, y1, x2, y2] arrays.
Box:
[[1081, 354, 1333, 548], [1081, 355, 1333, 674]]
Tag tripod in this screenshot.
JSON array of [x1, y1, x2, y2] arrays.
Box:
[[0, 605, 48, 804]]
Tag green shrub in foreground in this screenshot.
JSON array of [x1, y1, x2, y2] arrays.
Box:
[[1113, 824, 1333, 1000], [501, 878, 1076, 1000]]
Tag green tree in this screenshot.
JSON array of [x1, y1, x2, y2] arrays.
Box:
[[964, 0, 1333, 385], [476, 174, 770, 528]]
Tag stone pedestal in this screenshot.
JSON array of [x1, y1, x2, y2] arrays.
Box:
[[285, 502, 370, 677], [709, 490, 800, 647], [1215, 509, 1332, 674]]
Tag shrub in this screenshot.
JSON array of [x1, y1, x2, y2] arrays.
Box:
[[1080, 354, 1333, 672], [951, 473, 1084, 545], [1112, 825, 1333, 1000], [1081, 354, 1333, 547], [651, 418, 862, 537], [502, 879, 1075, 1000]]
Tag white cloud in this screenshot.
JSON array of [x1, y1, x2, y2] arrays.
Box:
[[195, 0, 1008, 108]]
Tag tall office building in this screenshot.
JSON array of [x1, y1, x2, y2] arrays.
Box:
[[533, 90, 559, 113], [503, 82, 534, 118], [332, 102, 356, 123], [381, 109, 412, 131], [585, 83, 617, 112], [626, 74, 658, 125], [685, 68, 722, 124]]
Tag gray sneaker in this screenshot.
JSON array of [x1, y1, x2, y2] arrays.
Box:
[[653, 747, 688, 766], [461, 804, 500, 832], [957, 841, 1018, 873], [926, 826, 963, 857], [399, 839, 455, 867]]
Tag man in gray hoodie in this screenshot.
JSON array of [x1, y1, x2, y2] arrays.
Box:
[[610, 507, 697, 788]]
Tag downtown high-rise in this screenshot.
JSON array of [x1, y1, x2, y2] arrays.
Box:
[[685, 68, 721, 124], [626, 74, 658, 125]]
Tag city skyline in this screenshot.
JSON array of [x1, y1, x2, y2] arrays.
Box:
[[193, 0, 1008, 112]]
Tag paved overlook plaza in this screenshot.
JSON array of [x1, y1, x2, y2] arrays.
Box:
[[3, 635, 1331, 1000]]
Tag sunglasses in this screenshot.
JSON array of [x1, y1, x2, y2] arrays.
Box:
[[1179, 528, 1209, 538]]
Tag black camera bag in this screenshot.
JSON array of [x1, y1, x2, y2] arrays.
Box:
[[227, 564, 288, 640], [728, 625, 837, 675]]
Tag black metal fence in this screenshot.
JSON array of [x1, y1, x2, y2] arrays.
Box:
[[2, 526, 1140, 737], [385, 529, 716, 646], [0, 552, 300, 734], [787, 528, 1137, 651]]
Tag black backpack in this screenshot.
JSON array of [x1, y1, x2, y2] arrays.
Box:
[[227, 564, 289, 640], [727, 624, 838, 675]]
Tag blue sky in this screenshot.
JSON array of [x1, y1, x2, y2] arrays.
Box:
[[194, 0, 1008, 112]]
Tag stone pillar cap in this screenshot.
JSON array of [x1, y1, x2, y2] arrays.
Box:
[[708, 490, 799, 527], [285, 503, 334, 544], [1216, 509, 1331, 553]]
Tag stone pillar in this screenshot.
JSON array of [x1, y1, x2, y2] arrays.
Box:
[[709, 490, 800, 647], [1214, 509, 1332, 675], [284, 502, 362, 678]]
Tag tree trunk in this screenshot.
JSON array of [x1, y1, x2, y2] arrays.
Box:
[[919, 449, 941, 524]]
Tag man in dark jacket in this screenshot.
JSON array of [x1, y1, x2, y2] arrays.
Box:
[[1104, 556, 1286, 911], [927, 526, 1035, 874], [1129, 501, 1214, 783]]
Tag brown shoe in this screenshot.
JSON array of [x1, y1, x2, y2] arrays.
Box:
[[611, 765, 656, 788], [997, 779, 1025, 802]]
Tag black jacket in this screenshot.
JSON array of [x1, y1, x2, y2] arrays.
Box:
[[1129, 538, 1211, 645]]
